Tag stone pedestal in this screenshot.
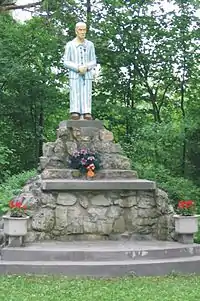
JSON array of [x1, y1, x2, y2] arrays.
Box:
[[5, 236, 25, 247], [12, 120, 175, 242], [177, 234, 194, 244]]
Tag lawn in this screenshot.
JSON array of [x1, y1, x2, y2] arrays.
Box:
[[0, 275, 200, 301]]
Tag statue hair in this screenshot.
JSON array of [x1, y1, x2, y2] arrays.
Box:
[[75, 22, 86, 29]]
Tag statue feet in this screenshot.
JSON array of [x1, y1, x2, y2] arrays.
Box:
[[71, 113, 80, 120], [83, 113, 93, 120]]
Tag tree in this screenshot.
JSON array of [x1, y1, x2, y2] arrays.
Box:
[[0, 0, 42, 12]]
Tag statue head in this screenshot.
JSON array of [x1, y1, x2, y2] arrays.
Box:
[[75, 22, 87, 41]]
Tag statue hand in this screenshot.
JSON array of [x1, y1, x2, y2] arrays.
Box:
[[79, 66, 87, 74]]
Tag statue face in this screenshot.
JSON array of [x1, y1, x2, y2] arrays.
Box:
[[75, 24, 87, 40]]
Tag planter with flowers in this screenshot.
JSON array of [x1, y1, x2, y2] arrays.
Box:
[[69, 148, 101, 179], [3, 197, 29, 246], [174, 200, 199, 244]]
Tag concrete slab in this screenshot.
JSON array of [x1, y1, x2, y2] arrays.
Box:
[[2, 240, 200, 262], [41, 179, 156, 191], [59, 120, 103, 129], [1, 257, 200, 277]]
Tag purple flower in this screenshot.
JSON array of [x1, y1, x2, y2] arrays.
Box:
[[80, 148, 87, 154], [81, 158, 87, 165], [87, 156, 95, 161], [73, 151, 80, 157]]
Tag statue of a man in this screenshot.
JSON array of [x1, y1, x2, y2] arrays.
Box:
[[63, 22, 97, 120]]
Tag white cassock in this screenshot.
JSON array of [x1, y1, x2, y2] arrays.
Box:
[[63, 39, 97, 114]]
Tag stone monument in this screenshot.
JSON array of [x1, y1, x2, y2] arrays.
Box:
[[5, 22, 175, 244], [16, 119, 176, 243]]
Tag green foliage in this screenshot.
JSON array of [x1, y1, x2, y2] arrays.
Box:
[[0, 169, 37, 215], [0, 142, 13, 183], [133, 161, 200, 212]]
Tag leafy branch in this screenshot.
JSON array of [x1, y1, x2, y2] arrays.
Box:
[[0, 1, 42, 12]]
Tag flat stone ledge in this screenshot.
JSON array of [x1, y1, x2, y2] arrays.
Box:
[[59, 120, 103, 129], [41, 179, 156, 191]]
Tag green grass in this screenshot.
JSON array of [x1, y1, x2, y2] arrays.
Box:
[[0, 275, 200, 301]]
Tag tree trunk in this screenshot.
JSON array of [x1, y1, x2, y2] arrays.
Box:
[[86, 0, 91, 31]]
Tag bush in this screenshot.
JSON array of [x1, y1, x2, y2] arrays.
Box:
[[0, 169, 37, 215], [133, 162, 200, 213], [0, 144, 13, 183]]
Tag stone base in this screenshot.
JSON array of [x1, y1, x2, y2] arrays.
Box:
[[19, 184, 175, 243], [5, 236, 25, 247], [1, 240, 200, 277], [177, 234, 194, 244], [13, 119, 176, 243]]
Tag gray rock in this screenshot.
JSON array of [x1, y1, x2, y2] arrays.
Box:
[[137, 217, 156, 226], [101, 154, 131, 169], [25, 231, 38, 243], [41, 169, 74, 180], [57, 193, 77, 206], [88, 208, 107, 222], [91, 141, 122, 154], [79, 196, 89, 209], [96, 221, 113, 235], [66, 207, 84, 234], [45, 156, 65, 169], [99, 129, 114, 141], [66, 141, 77, 155], [55, 206, 68, 230], [40, 156, 49, 170], [43, 142, 55, 157], [124, 207, 138, 230], [113, 216, 126, 233], [90, 195, 111, 206], [57, 127, 72, 140], [32, 208, 55, 232], [138, 193, 155, 209], [20, 193, 40, 210], [41, 193, 56, 208], [138, 208, 158, 218], [118, 196, 137, 207], [106, 206, 121, 219], [54, 138, 65, 157], [83, 217, 97, 233]]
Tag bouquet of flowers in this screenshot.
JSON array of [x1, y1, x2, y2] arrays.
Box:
[[69, 148, 101, 177], [177, 200, 195, 216], [9, 197, 27, 218]]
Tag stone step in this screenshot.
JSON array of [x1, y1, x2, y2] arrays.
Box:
[[1, 256, 200, 277], [2, 241, 200, 262], [41, 169, 138, 180], [41, 179, 156, 191]]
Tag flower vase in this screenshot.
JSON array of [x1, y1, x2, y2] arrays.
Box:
[[174, 215, 199, 244], [3, 215, 30, 247]]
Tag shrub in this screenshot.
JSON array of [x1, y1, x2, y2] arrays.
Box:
[[133, 162, 200, 213], [0, 169, 37, 215]]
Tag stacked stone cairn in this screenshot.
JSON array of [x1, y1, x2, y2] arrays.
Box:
[[18, 120, 175, 242]]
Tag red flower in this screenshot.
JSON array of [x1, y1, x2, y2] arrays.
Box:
[[177, 200, 195, 216], [9, 200, 15, 208]]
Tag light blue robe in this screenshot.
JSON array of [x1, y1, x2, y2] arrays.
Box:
[[63, 39, 97, 114]]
